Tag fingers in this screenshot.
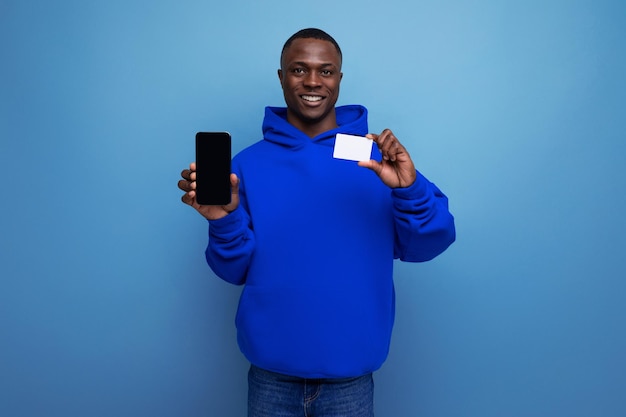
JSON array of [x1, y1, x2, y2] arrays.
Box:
[[371, 129, 404, 162], [180, 162, 197, 181], [179, 162, 197, 206], [180, 190, 195, 206], [179, 180, 196, 207]]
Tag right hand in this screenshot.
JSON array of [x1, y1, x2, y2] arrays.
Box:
[[178, 162, 240, 220]]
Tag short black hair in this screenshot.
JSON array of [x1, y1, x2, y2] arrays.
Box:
[[280, 28, 342, 66]]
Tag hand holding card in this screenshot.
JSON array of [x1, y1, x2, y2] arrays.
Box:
[[356, 129, 417, 189]]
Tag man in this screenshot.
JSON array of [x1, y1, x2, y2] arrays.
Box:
[[179, 28, 455, 417]]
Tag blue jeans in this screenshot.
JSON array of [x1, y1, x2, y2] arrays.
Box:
[[248, 365, 375, 417]]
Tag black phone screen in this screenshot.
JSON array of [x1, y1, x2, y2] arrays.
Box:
[[195, 132, 231, 206]]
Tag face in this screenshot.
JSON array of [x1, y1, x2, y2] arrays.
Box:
[[278, 38, 343, 137]]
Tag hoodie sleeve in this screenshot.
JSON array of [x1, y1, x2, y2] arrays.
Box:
[[392, 171, 456, 262], [204, 206, 255, 285]]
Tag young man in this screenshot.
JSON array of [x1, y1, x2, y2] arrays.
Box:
[[179, 28, 455, 417]]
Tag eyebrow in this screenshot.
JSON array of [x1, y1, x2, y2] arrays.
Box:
[[291, 61, 337, 68]]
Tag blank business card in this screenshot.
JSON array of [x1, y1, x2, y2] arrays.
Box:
[[333, 133, 373, 162]]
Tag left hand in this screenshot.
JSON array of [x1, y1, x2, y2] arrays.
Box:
[[358, 129, 417, 188]]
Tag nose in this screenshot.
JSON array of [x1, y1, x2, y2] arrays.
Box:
[[303, 71, 321, 88]]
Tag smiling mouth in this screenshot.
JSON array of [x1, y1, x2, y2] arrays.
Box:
[[301, 95, 324, 102]]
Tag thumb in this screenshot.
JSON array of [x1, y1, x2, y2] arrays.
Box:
[[358, 159, 382, 175], [230, 173, 240, 195], [227, 174, 241, 208]]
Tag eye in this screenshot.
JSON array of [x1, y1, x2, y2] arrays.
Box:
[[321, 70, 333, 76], [292, 68, 306, 75]]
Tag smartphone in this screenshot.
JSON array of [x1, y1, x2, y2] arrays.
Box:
[[195, 132, 231, 205]]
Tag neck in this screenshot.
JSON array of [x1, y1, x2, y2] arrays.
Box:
[[287, 110, 338, 138]]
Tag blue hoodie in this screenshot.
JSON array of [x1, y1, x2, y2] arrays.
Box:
[[206, 105, 455, 378]]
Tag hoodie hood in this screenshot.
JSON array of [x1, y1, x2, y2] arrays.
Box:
[[262, 105, 369, 149]]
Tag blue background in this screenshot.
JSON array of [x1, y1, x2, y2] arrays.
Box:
[[1, 1, 625, 416]]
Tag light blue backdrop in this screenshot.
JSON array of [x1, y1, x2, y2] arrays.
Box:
[[1, 1, 625, 416]]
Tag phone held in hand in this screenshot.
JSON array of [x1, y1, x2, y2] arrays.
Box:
[[195, 132, 231, 206]]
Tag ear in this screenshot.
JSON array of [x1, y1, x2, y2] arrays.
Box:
[[277, 69, 283, 87]]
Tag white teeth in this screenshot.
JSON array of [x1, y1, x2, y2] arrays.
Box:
[[302, 95, 322, 102]]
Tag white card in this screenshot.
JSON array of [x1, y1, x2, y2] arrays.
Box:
[[333, 133, 373, 162]]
